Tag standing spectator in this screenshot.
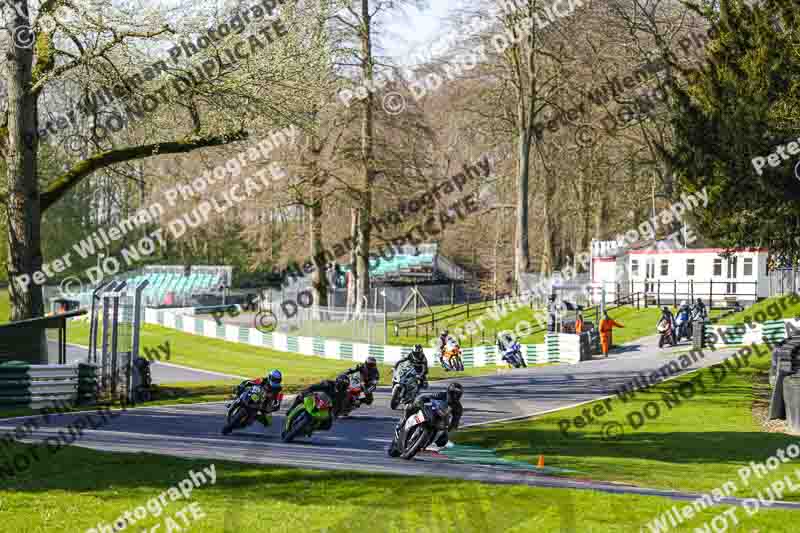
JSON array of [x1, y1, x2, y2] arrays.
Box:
[[547, 294, 558, 333], [575, 312, 584, 334]]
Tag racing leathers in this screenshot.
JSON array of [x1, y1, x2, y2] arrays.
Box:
[[232, 378, 282, 427], [398, 391, 463, 447]]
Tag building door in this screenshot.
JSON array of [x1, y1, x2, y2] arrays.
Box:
[[645, 259, 655, 293], [727, 257, 737, 294]]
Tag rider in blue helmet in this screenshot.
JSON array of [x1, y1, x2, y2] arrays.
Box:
[[232, 369, 284, 428]]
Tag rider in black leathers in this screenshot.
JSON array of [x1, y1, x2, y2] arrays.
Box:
[[336, 357, 380, 415], [394, 344, 429, 389], [287, 377, 350, 428], [396, 383, 464, 448]]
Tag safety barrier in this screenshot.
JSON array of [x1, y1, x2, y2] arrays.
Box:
[[703, 318, 800, 347], [143, 308, 582, 367], [0, 362, 99, 409]]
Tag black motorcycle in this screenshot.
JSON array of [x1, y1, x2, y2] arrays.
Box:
[[222, 385, 264, 435], [388, 399, 451, 460]]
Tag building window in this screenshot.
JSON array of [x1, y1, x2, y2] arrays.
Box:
[[744, 258, 753, 276], [686, 259, 695, 276], [713, 258, 722, 276], [631, 259, 639, 277], [660, 259, 669, 276]]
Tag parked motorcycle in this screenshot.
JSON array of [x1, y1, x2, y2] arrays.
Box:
[[657, 319, 677, 348], [388, 399, 452, 460], [222, 385, 265, 435], [281, 391, 333, 442], [391, 360, 420, 410], [499, 339, 527, 368], [440, 339, 465, 372]]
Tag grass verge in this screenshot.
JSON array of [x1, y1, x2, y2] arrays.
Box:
[[717, 293, 800, 326], [2, 442, 799, 532], [456, 345, 798, 502]]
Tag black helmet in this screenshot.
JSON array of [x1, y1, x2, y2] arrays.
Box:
[[335, 376, 349, 392], [662, 306, 669, 312], [447, 382, 463, 403], [696, 298, 702, 304], [411, 346, 425, 363], [364, 356, 377, 369]]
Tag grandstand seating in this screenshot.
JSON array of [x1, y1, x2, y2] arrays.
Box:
[[119, 267, 230, 306], [340, 245, 462, 281]]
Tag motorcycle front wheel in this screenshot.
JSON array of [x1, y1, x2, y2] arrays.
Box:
[[282, 412, 312, 443], [222, 406, 247, 435], [401, 425, 432, 460], [390, 385, 404, 410]]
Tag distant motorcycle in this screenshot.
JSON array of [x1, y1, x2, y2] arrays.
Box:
[[388, 399, 452, 460], [499, 340, 527, 368], [222, 385, 264, 435], [440, 339, 465, 372], [391, 361, 420, 410], [657, 319, 677, 348]]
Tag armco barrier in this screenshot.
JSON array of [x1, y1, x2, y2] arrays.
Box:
[[144, 308, 582, 367], [0, 362, 99, 409]]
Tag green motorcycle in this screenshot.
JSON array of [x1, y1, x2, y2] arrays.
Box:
[[281, 391, 333, 442]]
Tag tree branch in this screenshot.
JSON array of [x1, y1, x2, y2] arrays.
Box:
[[34, 130, 248, 211]]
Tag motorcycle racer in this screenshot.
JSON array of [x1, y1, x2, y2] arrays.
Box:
[[394, 344, 429, 389], [230, 369, 283, 428], [396, 383, 464, 448]]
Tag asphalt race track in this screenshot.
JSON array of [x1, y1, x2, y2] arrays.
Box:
[[6, 340, 800, 509]]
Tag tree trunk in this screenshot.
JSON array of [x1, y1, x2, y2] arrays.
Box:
[[515, 127, 531, 293], [309, 187, 328, 319], [5, 2, 44, 323], [347, 208, 358, 312], [354, 0, 375, 315]]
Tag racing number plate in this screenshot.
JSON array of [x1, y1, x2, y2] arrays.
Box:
[[405, 413, 425, 429]]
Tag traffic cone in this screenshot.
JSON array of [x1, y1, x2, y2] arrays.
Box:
[[538, 455, 545, 468]]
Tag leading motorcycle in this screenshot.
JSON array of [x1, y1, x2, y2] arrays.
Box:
[[388, 399, 452, 460], [222, 384, 267, 435], [281, 391, 333, 442], [391, 360, 420, 410]]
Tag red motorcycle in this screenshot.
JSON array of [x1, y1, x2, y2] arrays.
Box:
[[337, 374, 366, 417]]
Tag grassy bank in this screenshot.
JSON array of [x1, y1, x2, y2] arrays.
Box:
[[456, 346, 797, 502], [717, 293, 800, 326], [2, 441, 799, 532]]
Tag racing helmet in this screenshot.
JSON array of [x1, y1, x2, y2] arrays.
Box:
[[335, 375, 350, 392], [447, 382, 463, 403], [441, 330, 449, 337], [365, 356, 377, 369], [266, 369, 283, 390], [411, 345, 426, 363]]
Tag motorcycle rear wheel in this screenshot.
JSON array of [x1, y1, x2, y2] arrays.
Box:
[[401, 425, 432, 460]]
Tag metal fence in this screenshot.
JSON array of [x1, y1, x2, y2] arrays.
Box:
[[770, 267, 800, 297]]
